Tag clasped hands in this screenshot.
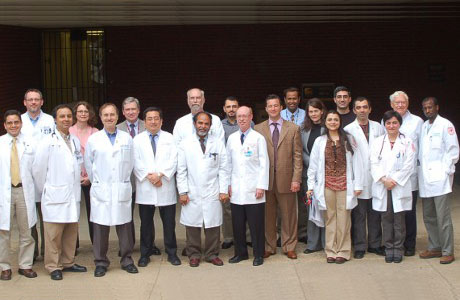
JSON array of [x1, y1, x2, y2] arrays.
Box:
[[147, 172, 162, 187]]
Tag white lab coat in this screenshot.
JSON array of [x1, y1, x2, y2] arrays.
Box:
[[0, 133, 37, 230], [307, 135, 364, 210], [177, 134, 229, 228], [32, 132, 82, 223], [173, 113, 225, 145], [21, 111, 55, 140], [85, 130, 134, 226], [133, 130, 178, 206], [21, 111, 55, 203], [418, 115, 459, 198], [370, 134, 415, 213], [382, 111, 423, 191], [226, 129, 269, 205], [344, 119, 385, 199]]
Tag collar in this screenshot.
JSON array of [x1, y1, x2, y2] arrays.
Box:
[[104, 128, 117, 136], [149, 130, 161, 138], [269, 118, 283, 126], [127, 120, 139, 127], [27, 110, 42, 121], [285, 108, 299, 116], [57, 130, 70, 141], [223, 118, 237, 126], [239, 127, 251, 136]]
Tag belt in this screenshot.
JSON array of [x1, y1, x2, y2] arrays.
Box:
[[12, 183, 22, 188]]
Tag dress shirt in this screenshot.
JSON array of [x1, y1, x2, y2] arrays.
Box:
[[281, 108, 306, 126], [268, 118, 283, 136], [27, 111, 44, 127], [104, 129, 117, 145], [127, 120, 139, 136]]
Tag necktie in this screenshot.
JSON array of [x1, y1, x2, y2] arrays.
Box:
[[272, 123, 279, 169], [240, 133, 245, 145], [151, 134, 157, 156], [11, 137, 21, 186], [291, 114, 295, 122], [129, 123, 136, 138], [200, 137, 206, 154]]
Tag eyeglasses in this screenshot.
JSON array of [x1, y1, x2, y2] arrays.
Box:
[[77, 110, 89, 114]]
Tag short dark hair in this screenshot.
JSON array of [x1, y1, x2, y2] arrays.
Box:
[[353, 97, 372, 109], [99, 103, 119, 116], [334, 86, 351, 98], [143, 107, 163, 120], [422, 96, 439, 106], [283, 87, 300, 98], [3, 110, 22, 122], [265, 94, 281, 106], [52, 104, 73, 119], [193, 111, 212, 125], [225, 96, 238, 103], [382, 110, 403, 126]]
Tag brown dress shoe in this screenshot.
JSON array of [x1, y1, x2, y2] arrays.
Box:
[[286, 251, 297, 259], [419, 250, 442, 259], [335, 257, 347, 264], [327, 257, 336, 263], [263, 251, 275, 259], [1, 269, 12, 280], [440, 255, 455, 264], [189, 258, 200, 267], [207, 257, 224, 266], [18, 268, 37, 278]]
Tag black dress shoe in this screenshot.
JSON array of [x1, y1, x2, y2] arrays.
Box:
[[354, 251, 365, 259], [393, 256, 403, 263], [303, 248, 321, 254], [138, 257, 150, 267], [385, 255, 394, 263], [122, 263, 139, 274], [253, 257, 264, 266], [276, 237, 281, 247], [221, 241, 234, 249], [150, 246, 161, 256], [229, 255, 249, 264], [404, 248, 415, 256], [168, 255, 181, 266], [50, 270, 63, 280], [246, 242, 253, 248], [181, 248, 187, 257], [62, 264, 87, 272], [368, 246, 386, 256], [298, 236, 308, 244], [94, 266, 107, 277]]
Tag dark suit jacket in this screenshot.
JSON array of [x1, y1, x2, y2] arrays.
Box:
[[255, 119, 302, 193]]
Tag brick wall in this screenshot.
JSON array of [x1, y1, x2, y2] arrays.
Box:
[[105, 19, 460, 131], [0, 25, 41, 126]]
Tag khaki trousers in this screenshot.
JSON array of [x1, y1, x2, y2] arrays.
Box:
[[44, 222, 78, 273], [324, 188, 351, 260], [185, 226, 220, 260], [0, 187, 35, 271], [265, 178, 298, 253]]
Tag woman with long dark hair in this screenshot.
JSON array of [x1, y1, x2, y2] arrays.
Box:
[[307, 110, 363, 263], [300, 98, 327, 253]]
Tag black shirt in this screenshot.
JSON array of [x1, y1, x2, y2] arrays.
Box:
[[340, 111, 356, 128], [307, 123, 322, 153]]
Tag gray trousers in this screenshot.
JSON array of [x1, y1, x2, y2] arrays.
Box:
[[352, 198, 382, 251], [93, 222, 134, 268], [382, 191, 406, 257], [221, 201, 233, 243], [422, 194, 454, 256], [185, 226, 220, 260]]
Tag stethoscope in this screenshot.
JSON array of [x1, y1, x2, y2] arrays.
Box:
[[378, 133, 405, 161]]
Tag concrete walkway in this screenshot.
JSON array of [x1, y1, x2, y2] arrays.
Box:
[[3, 186, 460, 300]]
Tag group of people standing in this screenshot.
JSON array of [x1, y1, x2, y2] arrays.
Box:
[[0, 86, 457, 282]]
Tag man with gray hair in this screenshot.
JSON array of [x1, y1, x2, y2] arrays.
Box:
[[387, 90, 423, 256], [173, 88, 225, 145]]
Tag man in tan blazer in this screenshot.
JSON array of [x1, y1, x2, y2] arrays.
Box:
[[255, 94, 302, 259]]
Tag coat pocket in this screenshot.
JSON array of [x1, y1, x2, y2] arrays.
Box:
[[43, 185, 72, 204], [118, 182, 132, 202], [91, 182, 110, 202]]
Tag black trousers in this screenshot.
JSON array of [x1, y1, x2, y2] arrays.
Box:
[[404, 190, 418, 250], [138, 203, 177, 258], [82, 184, 94, 244], [231, 203, 265, 259], [351, 198, 382, 251]]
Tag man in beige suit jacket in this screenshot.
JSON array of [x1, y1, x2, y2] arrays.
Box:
[[255, 94, 302, 259]]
